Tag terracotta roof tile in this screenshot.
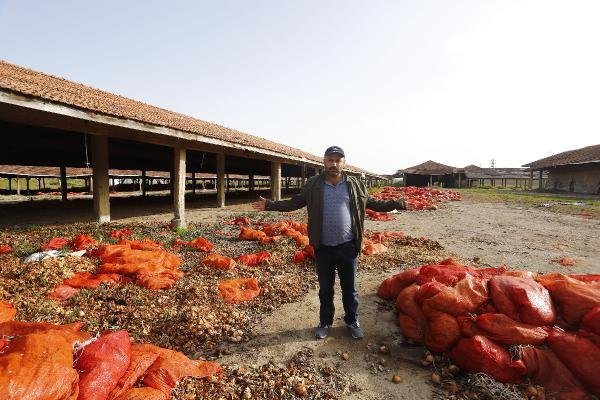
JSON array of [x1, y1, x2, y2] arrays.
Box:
[[522, 144, 600, 169], [0, 60, 376, 176]]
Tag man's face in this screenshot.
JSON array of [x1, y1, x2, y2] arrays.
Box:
[[323, 154, 346, 177]]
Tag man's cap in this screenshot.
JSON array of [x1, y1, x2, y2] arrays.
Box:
[[324, 146, 345, 157]]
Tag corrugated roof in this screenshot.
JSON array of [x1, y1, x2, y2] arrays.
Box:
[[0, 60, 378, 177], [522, 144, 600, 169], [398, 160, 456, 175]]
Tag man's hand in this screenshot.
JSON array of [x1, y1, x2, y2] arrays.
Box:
[[252, 196, 267, 211]]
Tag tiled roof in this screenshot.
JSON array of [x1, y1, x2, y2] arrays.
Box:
[[0, 165, 265, 179], [522, 144, 600, 169], [0, 60, 377, 176], [397, 160, 457, 175]]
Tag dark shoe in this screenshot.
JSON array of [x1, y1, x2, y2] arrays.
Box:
[[315, 324, 331, 339], [347, 321, 364, 339]]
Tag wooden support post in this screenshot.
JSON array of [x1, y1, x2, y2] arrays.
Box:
[[8, 177, 12, 192], [16, 178, 20, 196], [91, 135, 110, 223], [141, 170, 147, 197], [60, 166, 67, 201], [26, 177, 30, 196], [216, 153, 225, 208], [249, 173, 255, 192], [191, 172, 196, 195], [226, 174, 230, 194], [301, 164, 306, 186], [270, 161, 281, 201], [538, 170, 543, 191], [171, 146, 187, 228]]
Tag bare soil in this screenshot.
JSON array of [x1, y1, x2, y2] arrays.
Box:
[[121, 192, 599, 399], [1, 191, 599, 399]]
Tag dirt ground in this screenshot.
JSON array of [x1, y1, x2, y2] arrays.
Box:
[[1, 192, 599, 399], [118, 193, 598, 399]]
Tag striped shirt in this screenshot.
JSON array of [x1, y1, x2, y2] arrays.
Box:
[[321, 178, 354, 246]]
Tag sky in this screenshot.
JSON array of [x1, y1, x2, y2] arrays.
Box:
[[1, 0, 599, 175]]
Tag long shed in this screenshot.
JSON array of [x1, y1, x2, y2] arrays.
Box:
[[522, 144, 600, 194]]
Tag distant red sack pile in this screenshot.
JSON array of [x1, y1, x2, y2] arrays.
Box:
[[379, 260, 600, 398], [0, 302, 222, 400], [371, 186, 462, 210]]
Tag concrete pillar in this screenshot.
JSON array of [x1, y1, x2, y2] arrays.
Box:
[[216, 153, 225, 208], [538, 170, 543, 191], [60, 166, 68, 201], [171, 146, 187, 228], [301, 164, 306, 185], [141, 170, 147, 196], [26, 177, 30, 196], [91, 135, 110, 223], [16, 178, 20, 196], [271, 161, 281, 201]]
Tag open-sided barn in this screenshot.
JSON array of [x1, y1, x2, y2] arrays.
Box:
[[394, 160, 457, 187], [523, 144, 600, 194], [0, 61, 386, 225]]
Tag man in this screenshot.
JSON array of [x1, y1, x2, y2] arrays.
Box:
[[252, 146, 406, 339]]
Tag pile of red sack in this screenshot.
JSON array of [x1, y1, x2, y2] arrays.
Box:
[[48, 239, 184, 300], [378, 259, 600, 399], [371, 186, 462, 210], [0, 305, 222, 400]]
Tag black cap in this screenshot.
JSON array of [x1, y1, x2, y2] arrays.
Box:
[[324, 146, 345, 157]]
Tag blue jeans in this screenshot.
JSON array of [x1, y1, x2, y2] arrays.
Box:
[[315, 240, 359, 326]]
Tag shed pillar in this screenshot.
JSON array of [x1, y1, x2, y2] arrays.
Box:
[[171, 146, 187, 228], [60, 166, 68, 201], [216, 153, 225, 208], [91, 135, 110, 223], [271, 161, 281, 201]]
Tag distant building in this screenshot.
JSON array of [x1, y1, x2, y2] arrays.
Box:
[[394, 160, 456, 187], [523, 144, 600, 194]]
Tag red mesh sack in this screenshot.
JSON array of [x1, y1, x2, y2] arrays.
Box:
[[570, 274, 600, 285], [581, 306, 600, 336], [239, 226, 274, 244], [521, 346, 590, 400], [457, 314, 479, 337], [416, 259, 473, 286], [424, 275, 488, 316], [40, 237, 71, 251], [414, 281, 446, 305], [112, 387, 168, 400], [476, 313, 548, 345], [135, 274, 179, 290], [63, 272, 127, 289], [0, 320, 90, 345], [110, 229, 132, 239], [140, 343, 222, 395], [471, 265, 508, 279], [235, 251, 271, 266], [0, 244, 12, 254], [422, 304, 461, 354], [0, 300, 16, 323], [201, 253, 237, 270], [47, 284, 81, 301], [547, 328, 600, 396], [362, 240, 387, 255], [108, 343, 160, 400], [490, 275, 555, 326], [72, 234, 98, 251], [218, 278, 260, 303], [395, 284, 425, 324], [292, 250, 306, 263], [377, 267, 421, 300], [173, 237, 213, 252], [537, 274, 600, 327], [449, 335, 526, 383], [75, 330, 132, 400], [398, 314, 425, 343], [0, 332, 79, 400]]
